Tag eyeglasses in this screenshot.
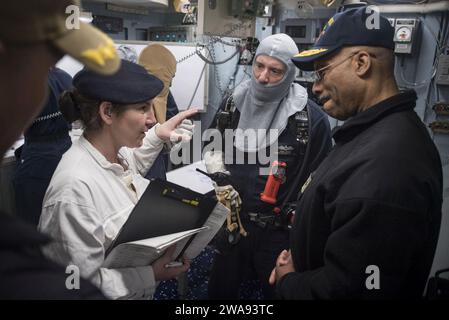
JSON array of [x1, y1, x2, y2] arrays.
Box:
[[310, 51, 360, 82]]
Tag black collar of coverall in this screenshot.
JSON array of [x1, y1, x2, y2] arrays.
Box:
[[333, 90, 417, 144], [0, 212, 50, 248]]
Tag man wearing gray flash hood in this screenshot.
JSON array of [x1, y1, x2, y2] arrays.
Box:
[[205, 33, 332, 299]]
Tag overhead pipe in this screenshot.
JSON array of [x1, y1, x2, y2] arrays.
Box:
[[376, 1, 449, 14]]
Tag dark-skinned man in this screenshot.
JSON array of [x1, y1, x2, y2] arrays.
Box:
[[270, 7, 442, 299]]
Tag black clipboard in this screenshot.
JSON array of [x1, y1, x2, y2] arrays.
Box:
[[106, 178, 217, 257]]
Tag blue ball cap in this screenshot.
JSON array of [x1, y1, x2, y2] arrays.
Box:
[[73, 59, 164, 104], [291, 7, 395, 71]]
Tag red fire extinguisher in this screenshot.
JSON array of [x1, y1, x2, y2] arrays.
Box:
[[260, 161, 287, 205]]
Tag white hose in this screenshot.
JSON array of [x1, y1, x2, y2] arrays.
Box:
[[377, 1, 449, 14]]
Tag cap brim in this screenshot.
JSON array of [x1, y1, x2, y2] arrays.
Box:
[[291, 46, 340, 71], [52, 22, 120, 75]]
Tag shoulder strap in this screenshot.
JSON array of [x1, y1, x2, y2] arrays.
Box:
[[278, 105, 312, 212]]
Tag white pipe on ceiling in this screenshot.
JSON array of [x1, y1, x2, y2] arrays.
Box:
[[376, 1, 449, 14]]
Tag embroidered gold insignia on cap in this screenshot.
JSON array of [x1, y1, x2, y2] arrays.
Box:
[[316, 16, 335, 41], [81, 38, 117, 66], [295, 48, 328, 57]]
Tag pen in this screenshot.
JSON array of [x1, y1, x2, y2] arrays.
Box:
[[164, 261, 183, 268], [162, 188, 199, 206]]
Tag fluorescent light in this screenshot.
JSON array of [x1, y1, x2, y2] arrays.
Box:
[[80, 11, 93, 24]]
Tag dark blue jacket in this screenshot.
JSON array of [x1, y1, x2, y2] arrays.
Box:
[[0, 212, 105, 299], [13, 68, 73, 226], [278, 91, 442, 299]]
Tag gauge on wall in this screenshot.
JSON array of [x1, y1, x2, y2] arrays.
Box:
[[393, 19, 419, 55], [395, 26, 412, 43]]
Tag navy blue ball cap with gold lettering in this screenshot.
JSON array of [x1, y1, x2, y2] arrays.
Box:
[[73, 59, 164, 104], [291, 7, 394, 71], [0, 0, 120, 75]]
